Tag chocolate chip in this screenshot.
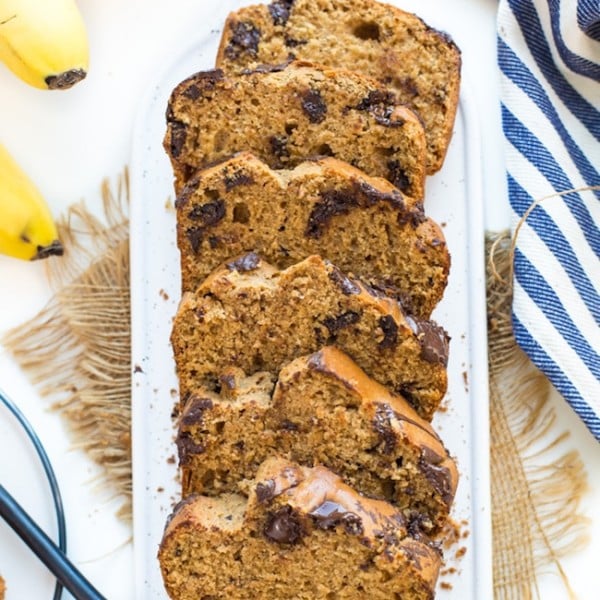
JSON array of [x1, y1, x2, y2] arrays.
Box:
[[269, 0, 295, 25], [324, 311, 361, 337], [264, 506, 304, 544], [188, 199, 225, 226], [301, 89, 327, 123], [225, 21, 261, 59], [226, 252, 261, 272], [327, 264, 361, 295], [186, 227, 203, 253], [387, 160, 410, 193], [378, 315, 399, 349], [280, 420, 299, 431], [255, 479, 276, 503], [168, 120, 187, 158]]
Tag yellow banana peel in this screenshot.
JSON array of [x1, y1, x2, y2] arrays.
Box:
[[0, 0, 89, 90], [0, 143, 63, 260]]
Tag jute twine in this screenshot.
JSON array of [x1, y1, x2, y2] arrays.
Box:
[[1, 174, 591, 595]]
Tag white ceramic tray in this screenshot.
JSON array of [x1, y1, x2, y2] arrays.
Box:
[[130, 5, 492, 598]]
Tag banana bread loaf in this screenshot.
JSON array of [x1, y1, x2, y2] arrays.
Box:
[[178, 346, 458, 532], [159, 457, 441, 599], [164, 61, 427, 198], [171, 254, 449, 420], [176, 152, 449, 318], [216, 0, 461, 174]]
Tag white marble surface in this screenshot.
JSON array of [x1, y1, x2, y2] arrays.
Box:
[[0, 1, 597, 598]]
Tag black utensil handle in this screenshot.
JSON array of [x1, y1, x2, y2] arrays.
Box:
[[0, 485, 106, 600]]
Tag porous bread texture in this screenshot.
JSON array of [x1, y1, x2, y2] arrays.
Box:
[[176, 152, 449, 318], [216, 0, 461, 174], [178, 346, 458, 532], [159, 457, 441, 600], [171, 254, 449, 420], [164, 61, 427, 198]]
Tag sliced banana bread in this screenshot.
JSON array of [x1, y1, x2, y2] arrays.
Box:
[[164, 61, 427, 198], [159, 457, 441, 600], [178, 346, 458, 532], [176, 152, 449, 317], [216, 0, 461, 173], [171, 254, 449, 420]]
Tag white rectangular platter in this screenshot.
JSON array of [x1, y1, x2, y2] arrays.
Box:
[[130, 2, 492, 598]]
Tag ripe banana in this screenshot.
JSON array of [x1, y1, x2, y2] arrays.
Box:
[[0, 0, 89, 90], [0, 143, 63, 261]]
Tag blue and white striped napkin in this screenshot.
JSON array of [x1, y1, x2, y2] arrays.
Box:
[[498, 0, 600, 441]]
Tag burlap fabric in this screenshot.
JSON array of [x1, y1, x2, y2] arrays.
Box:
[[2, 174, 590, 596]]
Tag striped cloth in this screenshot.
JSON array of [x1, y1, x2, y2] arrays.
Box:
[[498, 0, 600, 441]]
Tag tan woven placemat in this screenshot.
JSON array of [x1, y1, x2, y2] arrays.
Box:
[[2, 174, 590, 596]]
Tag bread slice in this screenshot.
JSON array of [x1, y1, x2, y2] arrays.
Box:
[[178, 346, 458, 532], [159, 457, 441, 599], [176, 152, 449, 318], [171, 254, 449, 420], [164, 61, 427, 198], [216, 0, 461, 174]]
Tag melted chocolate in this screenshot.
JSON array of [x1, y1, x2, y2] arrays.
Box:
[[168, 120, 187, 158], [309, 500, 363, 535], [387, 160, 410, 194], [188, 199, 225, 225], [269, 0, 295, 25], [269, 134, 289, 160], [263, 506, 304, 544], [224, 170, 254, 191], [305, 189, 359, 238], [255, 479, 276, 503], [176, 432, 205, 465], [327, 265, 361, 295], [301, 89, 327, 123], [175, 176, 201, 209], [355, 90, 403, 128], [324, 311, 361, 337], [378, 316, 399, 349], [419, 447, 454, 505], [224, 21, 261, 59], [405, 316, 450, 366], [181, 397, 214, 426], [226, 252, 261, 272], [185, 226, 203, 254], [372, 403, 397, 454]]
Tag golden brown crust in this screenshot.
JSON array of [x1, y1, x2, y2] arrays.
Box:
[[176, 152, 449, 317], [164, 61, 427, 198], [216, 0, 461, 173], [159, 458, 441, 599]]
